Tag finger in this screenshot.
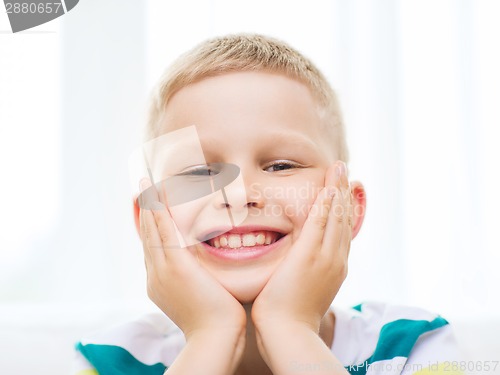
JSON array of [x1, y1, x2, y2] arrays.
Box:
[[140, 177, 185, 251], [137, 177, 163, 210], [322, 161, 350, 260], [340, 176, 354, 258], [339, 199, 353, 258], [293, 182, 335, 255], [139, 207, 152, 266], [138, 178, 168, 268], [140, 203, 167, 269], [335, 181, 352, 280], [149, 201, 185, 256]]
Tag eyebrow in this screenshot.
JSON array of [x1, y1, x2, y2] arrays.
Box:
[[147, 134, 207, 177], [205, 130, 318, 147], [258, 131, 320, 152]]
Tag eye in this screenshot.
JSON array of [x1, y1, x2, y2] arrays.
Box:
[[177, 164, 220, 176], [264, 161, 301, 173]]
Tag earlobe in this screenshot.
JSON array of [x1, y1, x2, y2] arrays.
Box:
[[350, 181, 366, 239]]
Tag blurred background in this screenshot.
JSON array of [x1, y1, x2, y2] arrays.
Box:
[[1, 0, 499, 373]]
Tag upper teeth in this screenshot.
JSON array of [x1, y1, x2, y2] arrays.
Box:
[[208, 231, 280, 249]]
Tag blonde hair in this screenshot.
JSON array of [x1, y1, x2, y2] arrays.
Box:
[[145, 33, 349, 162]]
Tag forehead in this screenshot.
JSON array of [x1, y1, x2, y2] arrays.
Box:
[[160, 71, 324, 139]]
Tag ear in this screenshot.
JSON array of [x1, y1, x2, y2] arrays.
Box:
[[349, 181, 366, 239], [133, 196, 141, 240]]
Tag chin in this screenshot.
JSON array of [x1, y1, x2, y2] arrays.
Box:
[[229, 284, 263, 304], [216, 266, 274, 305], [194, 237, 289, 304]]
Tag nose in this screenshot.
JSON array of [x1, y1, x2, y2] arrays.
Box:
[[211, 164, 265, 211], [216, 186, 265, 210]]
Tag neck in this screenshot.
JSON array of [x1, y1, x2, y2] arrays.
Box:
[[234, 305, 335, 375]]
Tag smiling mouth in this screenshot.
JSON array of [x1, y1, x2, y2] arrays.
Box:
[[204, 231, 284, 250]]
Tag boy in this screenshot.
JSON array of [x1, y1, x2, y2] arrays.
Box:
[[73, 34, 461, 375]]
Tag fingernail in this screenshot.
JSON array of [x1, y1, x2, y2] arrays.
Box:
[[336, 161, 346, 178], [327, 186, 336, 198]]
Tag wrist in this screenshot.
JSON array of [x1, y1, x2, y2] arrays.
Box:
[[254, 320, 318, 363], [174, 327, 246, 375], [186, 325, 246, 348], [183, 329, 246, 373], [184, 312, 247, 342], [254, 323, 345, 375], [254, 316, 320, 338]]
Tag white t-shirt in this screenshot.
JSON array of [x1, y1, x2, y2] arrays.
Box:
[[72, 301, 463, 375]]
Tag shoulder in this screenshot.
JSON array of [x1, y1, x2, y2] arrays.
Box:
[[72, 313, 184, 375], [331, 301, 463, 374]]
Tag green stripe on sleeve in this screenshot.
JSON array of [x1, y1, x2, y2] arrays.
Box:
[[346, 316, 449, 375], [372, 316, 448, 361], [76, 342, 167, 375]]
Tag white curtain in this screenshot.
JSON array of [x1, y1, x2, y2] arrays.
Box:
[[1, 0, 499, 341]]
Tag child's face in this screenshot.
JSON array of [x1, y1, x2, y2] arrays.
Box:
[[156, 71, 340, 304]]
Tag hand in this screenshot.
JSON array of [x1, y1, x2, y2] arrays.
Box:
[[138, 179, 247, 344], [251, 160, 352, 335]]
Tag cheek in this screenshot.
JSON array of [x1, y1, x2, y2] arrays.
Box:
[[274, 178, 323, 236], [168, 198, 208, 245], [169, 192, 244, 245]]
